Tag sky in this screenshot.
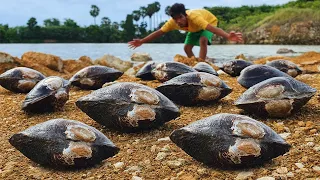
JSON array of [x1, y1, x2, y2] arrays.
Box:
[[0, 0, 293, 27]]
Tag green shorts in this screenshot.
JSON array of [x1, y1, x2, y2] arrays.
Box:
[[184, 30, 214, 46]]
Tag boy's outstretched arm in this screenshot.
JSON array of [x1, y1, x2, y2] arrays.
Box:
[[128, 29, 165, 49], [205, 24, 243, 43]]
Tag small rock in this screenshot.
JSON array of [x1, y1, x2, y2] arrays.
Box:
[[155, 152, 167, 161], [197, 168, 208, 176], [256, 177, 275, 180], [306, 142, 315, 147], [286, 172, 294, 177], [157, 137, 171, 141], [295, 163, 304, 169], [151, 145, 157, 152], [279, 133, 291, 140], [114, 162, 125, 169], [298, 121, 305, 127], [305, 121, 314, 128], [160, 145, 171, 152], [132, 176, 143, 180], [309, 129, 317, 134], [125, 166, 142, 173], [166, 159, 186, 169], [313, 145, 320, 151], [276, 167, 288, 174], [305, 138, 314, 142], [235, 171, 254, 180], [312, 166, 320, 174], [301, 156, 308, 163]]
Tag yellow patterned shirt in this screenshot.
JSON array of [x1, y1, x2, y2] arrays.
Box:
[[161, 9, 218, 33]]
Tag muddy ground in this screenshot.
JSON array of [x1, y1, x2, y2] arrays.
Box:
[[0, 52, 319, 180]]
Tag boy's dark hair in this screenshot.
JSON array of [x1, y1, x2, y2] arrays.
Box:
[[169, 3, 187, 17]]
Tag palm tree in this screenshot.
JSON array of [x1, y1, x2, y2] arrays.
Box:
[[101, 17, 111, 26], [153, 2, 161, 29], [90, 5, 100, 25], [165, 6, 171, 17], [132, 10, 141, 25], [139, 6, 147, 24], [146, 3, 156, 31]]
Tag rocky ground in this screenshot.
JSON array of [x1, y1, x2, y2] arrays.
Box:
[[0, 52, 320, 180]]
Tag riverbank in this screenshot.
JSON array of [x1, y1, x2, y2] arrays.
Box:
[[0, 51, 319, 179]]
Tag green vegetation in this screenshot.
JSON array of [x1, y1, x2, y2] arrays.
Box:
[[0, 0, 319, 43]]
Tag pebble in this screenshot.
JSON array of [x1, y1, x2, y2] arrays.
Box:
[[301, 156, 308, 163], [309, 129, 317, 134], [235, 171, 254, 180], [312, 166, 320, 174], [151, 145, 157, 152], [286, 172, 294, 177], [306, 142, 315, 147], [197, 168, 208, 176], [256, 177, 275, 180], [157, 137, 170, 142], [295, 163, 304, 169], [166, 159, 186, 169], [313, 145, 320, 151], [276, 167, 288, 174], [279, 133, 291, 139], [305, 137, 314, 142], [298, 121, 305, 127], [114, 162, 125, 169], [132, 176, 142, 180], [155, 152, 167, 161], [160, 145, 171, 152], [124, 166, 142, 173]]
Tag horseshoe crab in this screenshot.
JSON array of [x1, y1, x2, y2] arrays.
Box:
[[220, 60, 253, 77], [22, 76, 70, 113], [156, 72, 232, 106], [170, 113, 291, 168], [151, 62, 196, 82], [193, 62, 218, 76], [9, 119, 119, 168], [69, 65, 123, 90], [266, 60, 302, 77], [235, 77, 316, 118], [237, 65, 291, 89], [76, 82, 180, 132], [0, 67, 45, 93], [135, 62, 158, 80]]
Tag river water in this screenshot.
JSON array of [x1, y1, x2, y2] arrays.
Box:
[[1, 43, 320, 63]]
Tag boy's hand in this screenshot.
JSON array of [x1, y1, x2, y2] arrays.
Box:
[[228, 31, 243, 43], [128, 39, 143, 49]]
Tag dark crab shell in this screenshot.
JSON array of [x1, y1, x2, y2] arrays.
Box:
[[0, 67, 46, 93], [237, 64, 291, 89], [170, 113, 291, 168], [235, 77, 316, 118], [193, 62, 218, 76], [156, 72, 232, 106], [9, 119, 119, 168], [135, 61, 158, 80], [22, 76, 70, 113], [266, 60, 303, 77], [69, 65, 123, 90], [220, 60, 253, 77], [76, 82, 180, 132], [151, 62, 196, 82]]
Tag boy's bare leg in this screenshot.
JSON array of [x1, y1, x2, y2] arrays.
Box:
[[184, 44, 195, 58], [199, 36, 208, 60]]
